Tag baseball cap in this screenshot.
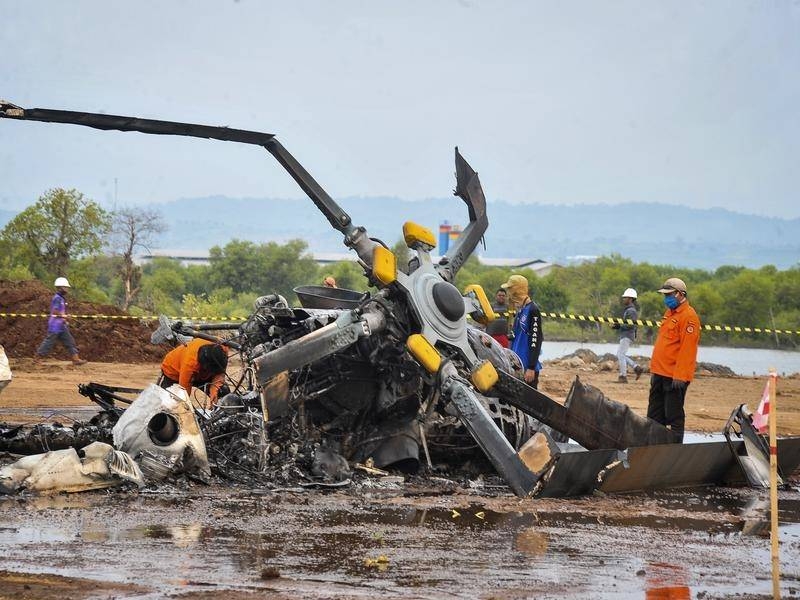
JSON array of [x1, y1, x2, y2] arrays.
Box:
[[657, 277, 687, 294], [501, 274, 529, 290]]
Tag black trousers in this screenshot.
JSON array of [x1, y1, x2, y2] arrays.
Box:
[[647, 373, 688, 443], [157, 372, 179, 390]]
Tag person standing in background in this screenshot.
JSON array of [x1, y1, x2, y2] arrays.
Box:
[[613, 288, 644, 383], [502, 275, 543, 389], [648, 277, 701, 443], [485, 288, 510, 348]]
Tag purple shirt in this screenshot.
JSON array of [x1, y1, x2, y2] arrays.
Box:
[[47, 293, 67, 334]]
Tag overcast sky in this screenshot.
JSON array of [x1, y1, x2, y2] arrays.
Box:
[[1, 1, 798, 218]]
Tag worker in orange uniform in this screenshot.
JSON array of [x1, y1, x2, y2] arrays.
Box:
[[158, 338, 229, 404], [648, 277, 700, 443]]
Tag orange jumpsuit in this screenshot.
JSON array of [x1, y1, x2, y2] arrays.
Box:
[[650, 302, 701, 382], [648, 300, 701, 442], [160, 338, 226, 401]]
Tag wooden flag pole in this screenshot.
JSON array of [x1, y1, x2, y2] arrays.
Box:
[[769, 369, 780, 599]]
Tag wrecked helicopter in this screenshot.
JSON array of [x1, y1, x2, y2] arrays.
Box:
[[2, 100, 798, 499]]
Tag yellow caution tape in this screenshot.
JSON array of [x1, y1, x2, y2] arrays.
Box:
[[1, 311, 797, 335], [0, 313, 247, 322], [503, 309, 800, 337]]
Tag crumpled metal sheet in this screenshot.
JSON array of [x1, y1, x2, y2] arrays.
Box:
[[0, 441, 143, 494]]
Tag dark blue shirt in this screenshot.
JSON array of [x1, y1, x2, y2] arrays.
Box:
[[511, 301, 543, 371]]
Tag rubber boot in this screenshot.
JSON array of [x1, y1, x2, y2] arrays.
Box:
[[71, 354, 87, 366]]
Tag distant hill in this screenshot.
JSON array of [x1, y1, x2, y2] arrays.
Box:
[[1, 198, 797, 270], [149, 196, 799, 270]]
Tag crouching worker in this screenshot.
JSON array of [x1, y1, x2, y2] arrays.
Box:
[[158, 339, 229, 405]]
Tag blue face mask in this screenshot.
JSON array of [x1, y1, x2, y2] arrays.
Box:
[[664, 294, 680, 310]]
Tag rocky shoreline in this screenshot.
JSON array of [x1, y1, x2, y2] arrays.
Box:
[[547, 348, 737, 378]]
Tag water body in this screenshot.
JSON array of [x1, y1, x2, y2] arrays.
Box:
[[544, 340, 800, 376]]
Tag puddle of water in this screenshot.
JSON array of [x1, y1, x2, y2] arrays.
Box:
[[1, 489, 798, 599]]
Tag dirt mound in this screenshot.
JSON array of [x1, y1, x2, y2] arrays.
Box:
[[0, 279, 163, 363]]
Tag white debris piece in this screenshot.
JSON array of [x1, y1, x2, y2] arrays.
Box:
[[113, 384, 209, 479], [0, 344, 11, 394], [0, 441, 143, 494]]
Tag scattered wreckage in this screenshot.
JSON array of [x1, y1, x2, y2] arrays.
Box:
[[1, 101, 799, 497]]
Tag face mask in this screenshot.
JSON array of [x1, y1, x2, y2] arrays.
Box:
[[504, 283, 527, 307], [664, 295, 680, 310]]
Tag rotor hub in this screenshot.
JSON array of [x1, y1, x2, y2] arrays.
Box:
[[432, 281, 465, 322]]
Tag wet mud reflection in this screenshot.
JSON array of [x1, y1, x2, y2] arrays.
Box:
[[0, 486, 797, 598]]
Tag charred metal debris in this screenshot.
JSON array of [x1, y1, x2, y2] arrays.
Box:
[[1, 100, 799, 497]]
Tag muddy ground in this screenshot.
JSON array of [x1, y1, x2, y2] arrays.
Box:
[[1, 360, 799, 598]]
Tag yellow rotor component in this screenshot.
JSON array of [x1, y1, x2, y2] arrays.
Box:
[[463, 284, 495, 326], [471, 360, 499, 393], [372, 245, 397, 285], [406, 334, 442, 374], [402, 221, 436, 250]]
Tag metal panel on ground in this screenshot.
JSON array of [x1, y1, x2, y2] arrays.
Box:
[[777, 438, 800, 476], [723, 437, 800, 486], [599, 442, 737, 493], [537, 448, 620, 498]]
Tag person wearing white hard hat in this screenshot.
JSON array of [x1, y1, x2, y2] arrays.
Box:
[[35, 277, 87, 365], [612, 288, 643, 383]]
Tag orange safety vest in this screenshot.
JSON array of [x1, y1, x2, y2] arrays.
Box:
[[161, 338, 226, 400], [650, 301, 701, 382]]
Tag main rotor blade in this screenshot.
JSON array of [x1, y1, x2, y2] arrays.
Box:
[[0, 102, 276, 145], [0, 101, 359, 246]]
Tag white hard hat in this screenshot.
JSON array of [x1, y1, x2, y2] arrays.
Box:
[[621, 287, 637, 299], [54, 277, 71, 288]]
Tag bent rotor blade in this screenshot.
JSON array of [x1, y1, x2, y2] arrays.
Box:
[[494, 370, 674, 449], [439, 363, 540, 497], [0, 101, 374, 267], [436, 149, 489, 282]]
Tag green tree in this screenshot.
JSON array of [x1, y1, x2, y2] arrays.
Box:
[[321, 260, 367, 291], [0, 237, 34, 280], [691, 282, 724, 326], [208, 240, 267, 294], [138, 258, 187, 314], [719, 270, 775, 328], [0, 188, 110, 277], [209, 238, 318, 300], [530, 274, 569, 312], [391, 238, 411, 274], [181, 288, 258, 319], [775, 267, 800, 312]]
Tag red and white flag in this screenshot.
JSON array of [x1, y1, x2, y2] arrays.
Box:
[[752, 379, 770, 433]]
